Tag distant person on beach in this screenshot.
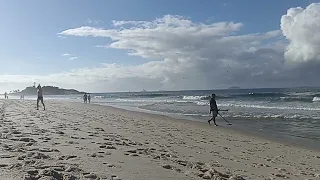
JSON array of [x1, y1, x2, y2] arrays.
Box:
[[83, 93, 87, 103], [208, 93, 219, 126], [37, 84, 45, 110], [88, 94, 91, 103], [4, 92, 7, 99]]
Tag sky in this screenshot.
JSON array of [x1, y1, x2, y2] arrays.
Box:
[[1, 0, 320, 93]]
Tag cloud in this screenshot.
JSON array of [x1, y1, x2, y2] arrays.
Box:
[[86, 19, 103, 25], [59, 14, 288, 90], [2, 4, 320, 93], [62, 53, 71, 56], [69, 56, 78, 60], [57, 35, 66, 39], [94, 45, 107, 48], [281, 3, 320, 64]]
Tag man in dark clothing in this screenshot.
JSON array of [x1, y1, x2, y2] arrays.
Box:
[[37, 84, 45, 110], [83, 93, 87, 103], [208, 93, 219, 126]]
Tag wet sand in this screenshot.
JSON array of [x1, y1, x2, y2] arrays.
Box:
[[0, 99, 319, 180]]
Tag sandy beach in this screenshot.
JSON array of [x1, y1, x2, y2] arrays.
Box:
[[0, 99, 319, 180]]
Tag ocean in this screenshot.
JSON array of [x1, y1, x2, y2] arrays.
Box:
[[6, 87, 320, 149]]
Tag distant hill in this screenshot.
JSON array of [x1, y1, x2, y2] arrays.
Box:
[[11, 86, 86, 95]]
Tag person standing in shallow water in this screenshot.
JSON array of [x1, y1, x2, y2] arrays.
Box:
[[83, 93, 87, 103], [208, 93, 219, 126], [88, 94, 91, 104], [37, 84, 45, 110]]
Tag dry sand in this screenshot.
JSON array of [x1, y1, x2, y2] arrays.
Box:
[[0, 99, 319, 180]]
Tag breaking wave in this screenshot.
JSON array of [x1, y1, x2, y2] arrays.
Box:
[[312, 97, 320, 102], [182, 95, 210, 100]]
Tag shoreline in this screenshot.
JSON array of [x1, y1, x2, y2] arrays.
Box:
[[93, 102, 320, 151]]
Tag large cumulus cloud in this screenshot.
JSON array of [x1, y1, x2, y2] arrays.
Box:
[[281, 3, 320, 64]]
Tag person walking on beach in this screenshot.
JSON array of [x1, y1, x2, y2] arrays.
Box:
[[88, 94, 91, 104], [4, 92, 7, 99], [83, 93, 87, 103], [208, 93, 219, 126], [37, 84, 45, 110]]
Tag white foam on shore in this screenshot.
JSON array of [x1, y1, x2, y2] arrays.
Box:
[[182, 95, 209, 100], [312, 97, 320, 102], [217, 103, 320, 111]]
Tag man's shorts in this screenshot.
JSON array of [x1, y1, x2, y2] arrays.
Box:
[[211, 110, 218, 117], [37, 96, 43, 102]]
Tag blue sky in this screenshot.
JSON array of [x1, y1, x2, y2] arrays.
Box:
[[1, 0, 320, 92]]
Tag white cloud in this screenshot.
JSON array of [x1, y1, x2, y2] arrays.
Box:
[[281, 3, 320, 64], [69, 56, 78, 60], [58, 14, 286, 90], [2, 4, 320, 93], [94, 45, 108, 48], [57, 35, 66, 39], [86, 19, 103, 25], [62, 53, 71, 56], [59, 26, 117, 38]]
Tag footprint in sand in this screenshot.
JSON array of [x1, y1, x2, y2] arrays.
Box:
[[111, 175, 122, 180], [87, 153, 105, 158], [58, 155, 77, 160], [103, 162, 116, 168], [66, 140, 79, 145], [24, 168, 80, 180]]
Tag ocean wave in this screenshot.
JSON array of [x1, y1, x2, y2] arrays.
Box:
[[238, 92, 287, 98], [217, 103, 320, 111], [181, 113, 319, 120], [115, 98, 192, 103], [227, 114, 315, 120], [182, 113, 210, 117], [288, 92, 317, 96], [94, 96, 105, 99], [312, 97, 320, 102], [135, 93, 172, 98], [182, 92, 289, 101], [194, 101, 320, 111], [182, 95, 210, 100], [280, 96, 313, 102], [195, 101, 209, 106], [280, 96, 320, 103], [116, 98, 170, 103]]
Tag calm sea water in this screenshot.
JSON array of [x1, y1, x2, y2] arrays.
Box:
[[7, 88, 320, 149]]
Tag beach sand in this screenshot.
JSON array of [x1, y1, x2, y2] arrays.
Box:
[[0, 99, 319, 180]]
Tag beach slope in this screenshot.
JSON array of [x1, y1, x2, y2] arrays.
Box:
[[0, 100, 319, 179]]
